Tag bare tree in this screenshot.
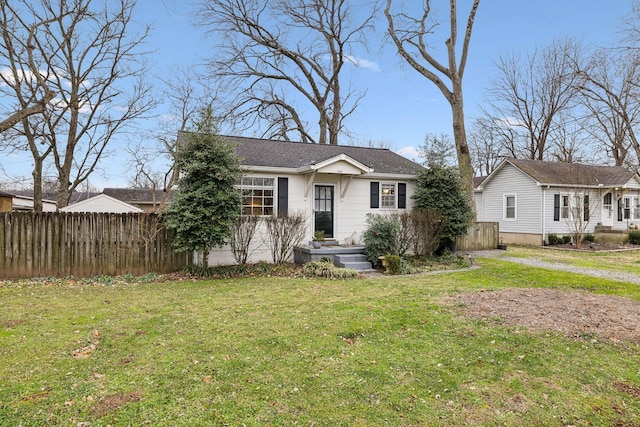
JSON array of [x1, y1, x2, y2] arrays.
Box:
[[385, 0, 479, 199], [229, 215, 261, 264], [196, 0, 377, 145], [127, 66, 211, 212], [547, 113, 594, 164], [562, 189, 600, 249], [483, 38, 585, 162], [0, 0, 154, 210], [575, 48, 640, 167], [467, 116, 505, 177], [0, 3, 59, 134]]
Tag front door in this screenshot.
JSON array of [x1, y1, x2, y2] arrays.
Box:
[[602, 192, 613, 227], [314, 185, 334, 238]]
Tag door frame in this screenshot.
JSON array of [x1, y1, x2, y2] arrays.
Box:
[[313, 183, 336, 239]]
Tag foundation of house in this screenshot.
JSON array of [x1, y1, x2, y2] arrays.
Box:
[[498, 232, 543, 246]]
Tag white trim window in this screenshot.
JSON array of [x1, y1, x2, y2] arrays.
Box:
[[380, 183, 396, 208], [623, 197, 631, 220], [561, 195, 570, 220], [503, 194, 517, 220], [238, 177, 275, 216]]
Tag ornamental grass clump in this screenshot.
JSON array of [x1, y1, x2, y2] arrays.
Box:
[[303, 260, 359, 279]]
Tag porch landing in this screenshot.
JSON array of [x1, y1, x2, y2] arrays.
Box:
[[293, 245, 376, 273], [595, 225, 632, 244]]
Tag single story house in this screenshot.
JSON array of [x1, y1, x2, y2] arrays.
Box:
[[474, 158, 640, 245], [0, 190, 57, 212], [183, 134, 424, 265], [60, 193, 144, 213]]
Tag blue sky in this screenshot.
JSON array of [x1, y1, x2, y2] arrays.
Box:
[[1, 0, 632, 189]]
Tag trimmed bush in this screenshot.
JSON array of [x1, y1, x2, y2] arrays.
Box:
[[562, 235, 572, 244], [547, 233, 560, 245], [582, 233, 595, 244], [362, 214, 400, 266], [628, 230, 640, 245]]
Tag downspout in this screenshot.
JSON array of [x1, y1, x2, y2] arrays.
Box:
[[541, 185, 547, 245]]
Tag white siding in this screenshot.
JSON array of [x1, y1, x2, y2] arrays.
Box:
[[206, 172, 416, 266], [543, 188, 603, 237], [480, 164, 542, 234]]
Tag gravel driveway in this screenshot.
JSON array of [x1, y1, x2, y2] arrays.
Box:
[[471, 249, 640, 285]]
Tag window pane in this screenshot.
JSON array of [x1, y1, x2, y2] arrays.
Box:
[[237, 176, 275, 217], [505, 195, 515, 219], [380, 183, 396, 208]]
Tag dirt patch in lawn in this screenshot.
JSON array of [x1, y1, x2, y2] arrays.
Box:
[[451, 288, 640, 343], [90, 392, 142, 418]]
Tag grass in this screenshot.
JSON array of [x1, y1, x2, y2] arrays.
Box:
[[1, 255, 640, 426], [499, 244, 640, 275]]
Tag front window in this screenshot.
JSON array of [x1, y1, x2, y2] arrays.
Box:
[[381, 183, 396, 208], [561, 195, 570, 219], [238, 177, 274, 216], [624, 197, 631, 220], [504, 194, 516, 220]]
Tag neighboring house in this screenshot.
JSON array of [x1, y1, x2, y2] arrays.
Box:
[[0, 190, 57, 212], [60, 193, 144, 213], [181, 134, 424, 265], [103, 188, 172, 212], [475, 158, 640, 245]]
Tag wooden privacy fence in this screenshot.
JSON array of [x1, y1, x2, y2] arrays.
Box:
[[0, 212, 192, 279], [456, 222, 499, 251]]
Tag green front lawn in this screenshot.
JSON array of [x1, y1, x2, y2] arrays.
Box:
[[1, 257, 640, 426]]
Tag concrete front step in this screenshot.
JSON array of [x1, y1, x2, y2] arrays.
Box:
[[341, 261, 375, 271], [293, 246, 378, 272], [334, 254, 374, 272]]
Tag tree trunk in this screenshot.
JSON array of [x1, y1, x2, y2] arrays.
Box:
[[31, 159, 44, 212], [451, 80, 475, 204]]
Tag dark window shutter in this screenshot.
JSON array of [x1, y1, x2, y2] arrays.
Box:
[[583, 195, 589, 221], [618, 198, 623, 221], [277, 177, 288, 216], [553, 194, 560, 222], [398, 183, 407, 209], [370, 182, 379, 208]]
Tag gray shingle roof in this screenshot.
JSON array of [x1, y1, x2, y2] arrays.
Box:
[[177, 133, 424, 176], [506, 158, 637, 187], [103, 188, 173, 204]]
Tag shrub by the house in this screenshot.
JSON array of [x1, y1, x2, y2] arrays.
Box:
[[362, 213, 400, 266]]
